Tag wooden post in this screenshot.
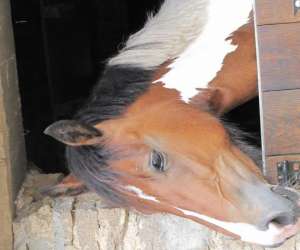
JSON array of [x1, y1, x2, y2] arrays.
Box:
[[0, 0, 27, 249], [254, 0, 300, 184]]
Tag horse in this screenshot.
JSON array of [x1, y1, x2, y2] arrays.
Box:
[[44, 0, 300, 247]]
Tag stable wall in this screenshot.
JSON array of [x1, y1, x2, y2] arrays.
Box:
[[0, 0, 27, 249]]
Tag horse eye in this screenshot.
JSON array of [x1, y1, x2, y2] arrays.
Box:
[[150, 150, 166, 172]]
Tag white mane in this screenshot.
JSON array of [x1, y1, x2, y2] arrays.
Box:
[[109, 0, 209, 68], [109, 0, 253, 102]]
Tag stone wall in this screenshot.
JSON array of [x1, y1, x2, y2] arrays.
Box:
[[0, 0, 27, 249], [13, 171, 300, 250]]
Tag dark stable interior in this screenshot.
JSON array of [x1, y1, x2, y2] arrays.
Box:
[[11, 0, 261, 173]]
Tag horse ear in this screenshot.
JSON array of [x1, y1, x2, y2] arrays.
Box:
[[191, 88, 222, 114], [44, 120, 103, 146], [191, 87, 232, 115]]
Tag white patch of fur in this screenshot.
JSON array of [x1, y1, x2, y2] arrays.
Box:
[[124, 185, 291, 246], [175, 207, 287, 246], [109, 0, 209, 68], [126, 185, 159, 202], [156, 0, 253, 102]]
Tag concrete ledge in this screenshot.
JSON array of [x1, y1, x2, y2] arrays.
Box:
[[13, 171, 300, 250]]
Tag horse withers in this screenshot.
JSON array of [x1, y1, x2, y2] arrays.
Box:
[[45, 0, 300, 247]]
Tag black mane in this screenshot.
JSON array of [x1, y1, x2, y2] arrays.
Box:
[[224, 122, 262, 168], [66, 65, 154, 204], [66, 145, 127, 204], [75, 65, 154, 125]]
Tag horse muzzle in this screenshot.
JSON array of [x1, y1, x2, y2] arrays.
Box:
[[240, 184, 300, 246]]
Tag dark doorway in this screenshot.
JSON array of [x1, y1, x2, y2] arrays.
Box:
[[11, 0, 163, 173]]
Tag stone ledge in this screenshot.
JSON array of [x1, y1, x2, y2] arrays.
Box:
[[13, 171, 300, 250]]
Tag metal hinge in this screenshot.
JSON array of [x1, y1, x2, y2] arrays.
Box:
[[295, 0, 300, 15], [277, 161, 300, 187]]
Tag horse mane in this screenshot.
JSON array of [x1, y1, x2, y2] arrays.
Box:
[[224, 122, 262, 168], [75, 65, 154, 125], [66, 145, 127, 204], [75, 0, 209, 124], [109, 0, 207, 68], [64, 65, 154, 205]]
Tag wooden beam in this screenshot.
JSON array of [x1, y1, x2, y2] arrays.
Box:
[[0, 0, 27, 249], [257, 23, 300, 92], [255, 0, 300, 183], [255, 0, 300, 25], [262, 90, 300, 156], [0, 164, 13, 250]]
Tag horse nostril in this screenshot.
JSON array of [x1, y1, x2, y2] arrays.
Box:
[[265, 212, 296, 229]]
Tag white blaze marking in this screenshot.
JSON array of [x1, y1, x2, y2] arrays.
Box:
[[124, 185, 292, 246], [126, 185, 159, 202], [155, 0, 253, 102], [175, 207, 286, 246]]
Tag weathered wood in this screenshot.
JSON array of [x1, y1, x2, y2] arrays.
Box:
[[255, 0, 300, 183], [0, 0, 27, 249], [265, 155, 300, 184], [256, 23, 300, 92], [262, 90, 300, 156], [0, 164, 13, 250], [255, 0, 300, 25]]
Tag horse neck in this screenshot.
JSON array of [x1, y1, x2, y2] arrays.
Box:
[[107, 0, 256, 115], [124, 21, 257, 117], [109, 0, 208, 68], [191, 20, 258, 114], [151, 0, 255, 114]]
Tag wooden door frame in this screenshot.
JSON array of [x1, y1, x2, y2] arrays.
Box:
[[0, 0, 27, 249], [254, 0, 300, 184]]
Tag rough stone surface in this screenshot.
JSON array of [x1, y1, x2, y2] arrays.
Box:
[[13, 171, 300, 250]]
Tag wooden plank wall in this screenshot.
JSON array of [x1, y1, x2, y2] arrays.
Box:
[[255, 0, 300, 183]]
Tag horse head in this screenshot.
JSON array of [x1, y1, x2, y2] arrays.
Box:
[[45, 73, 300, 247], [45, 0, 300, 246]]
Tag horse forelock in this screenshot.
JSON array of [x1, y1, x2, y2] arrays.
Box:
[[75, 65, 155, 125], [66, 144, 128, 205]]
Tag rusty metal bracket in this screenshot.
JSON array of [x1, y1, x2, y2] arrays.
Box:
[[277, 160, 300, 187]]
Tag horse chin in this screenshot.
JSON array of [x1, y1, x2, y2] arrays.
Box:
[[264, 241, 285, 248], [225, 220, 300, 247], [269, 222, 299, 245]]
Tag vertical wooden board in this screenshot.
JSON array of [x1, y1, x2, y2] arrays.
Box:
[[255, 0, 300, 25], [0, 165, 13, 250], [254, 1, 300, 183], [257, 23, 300, 91], [262, 90, 300, 156], [0, 0, 27, 249]]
